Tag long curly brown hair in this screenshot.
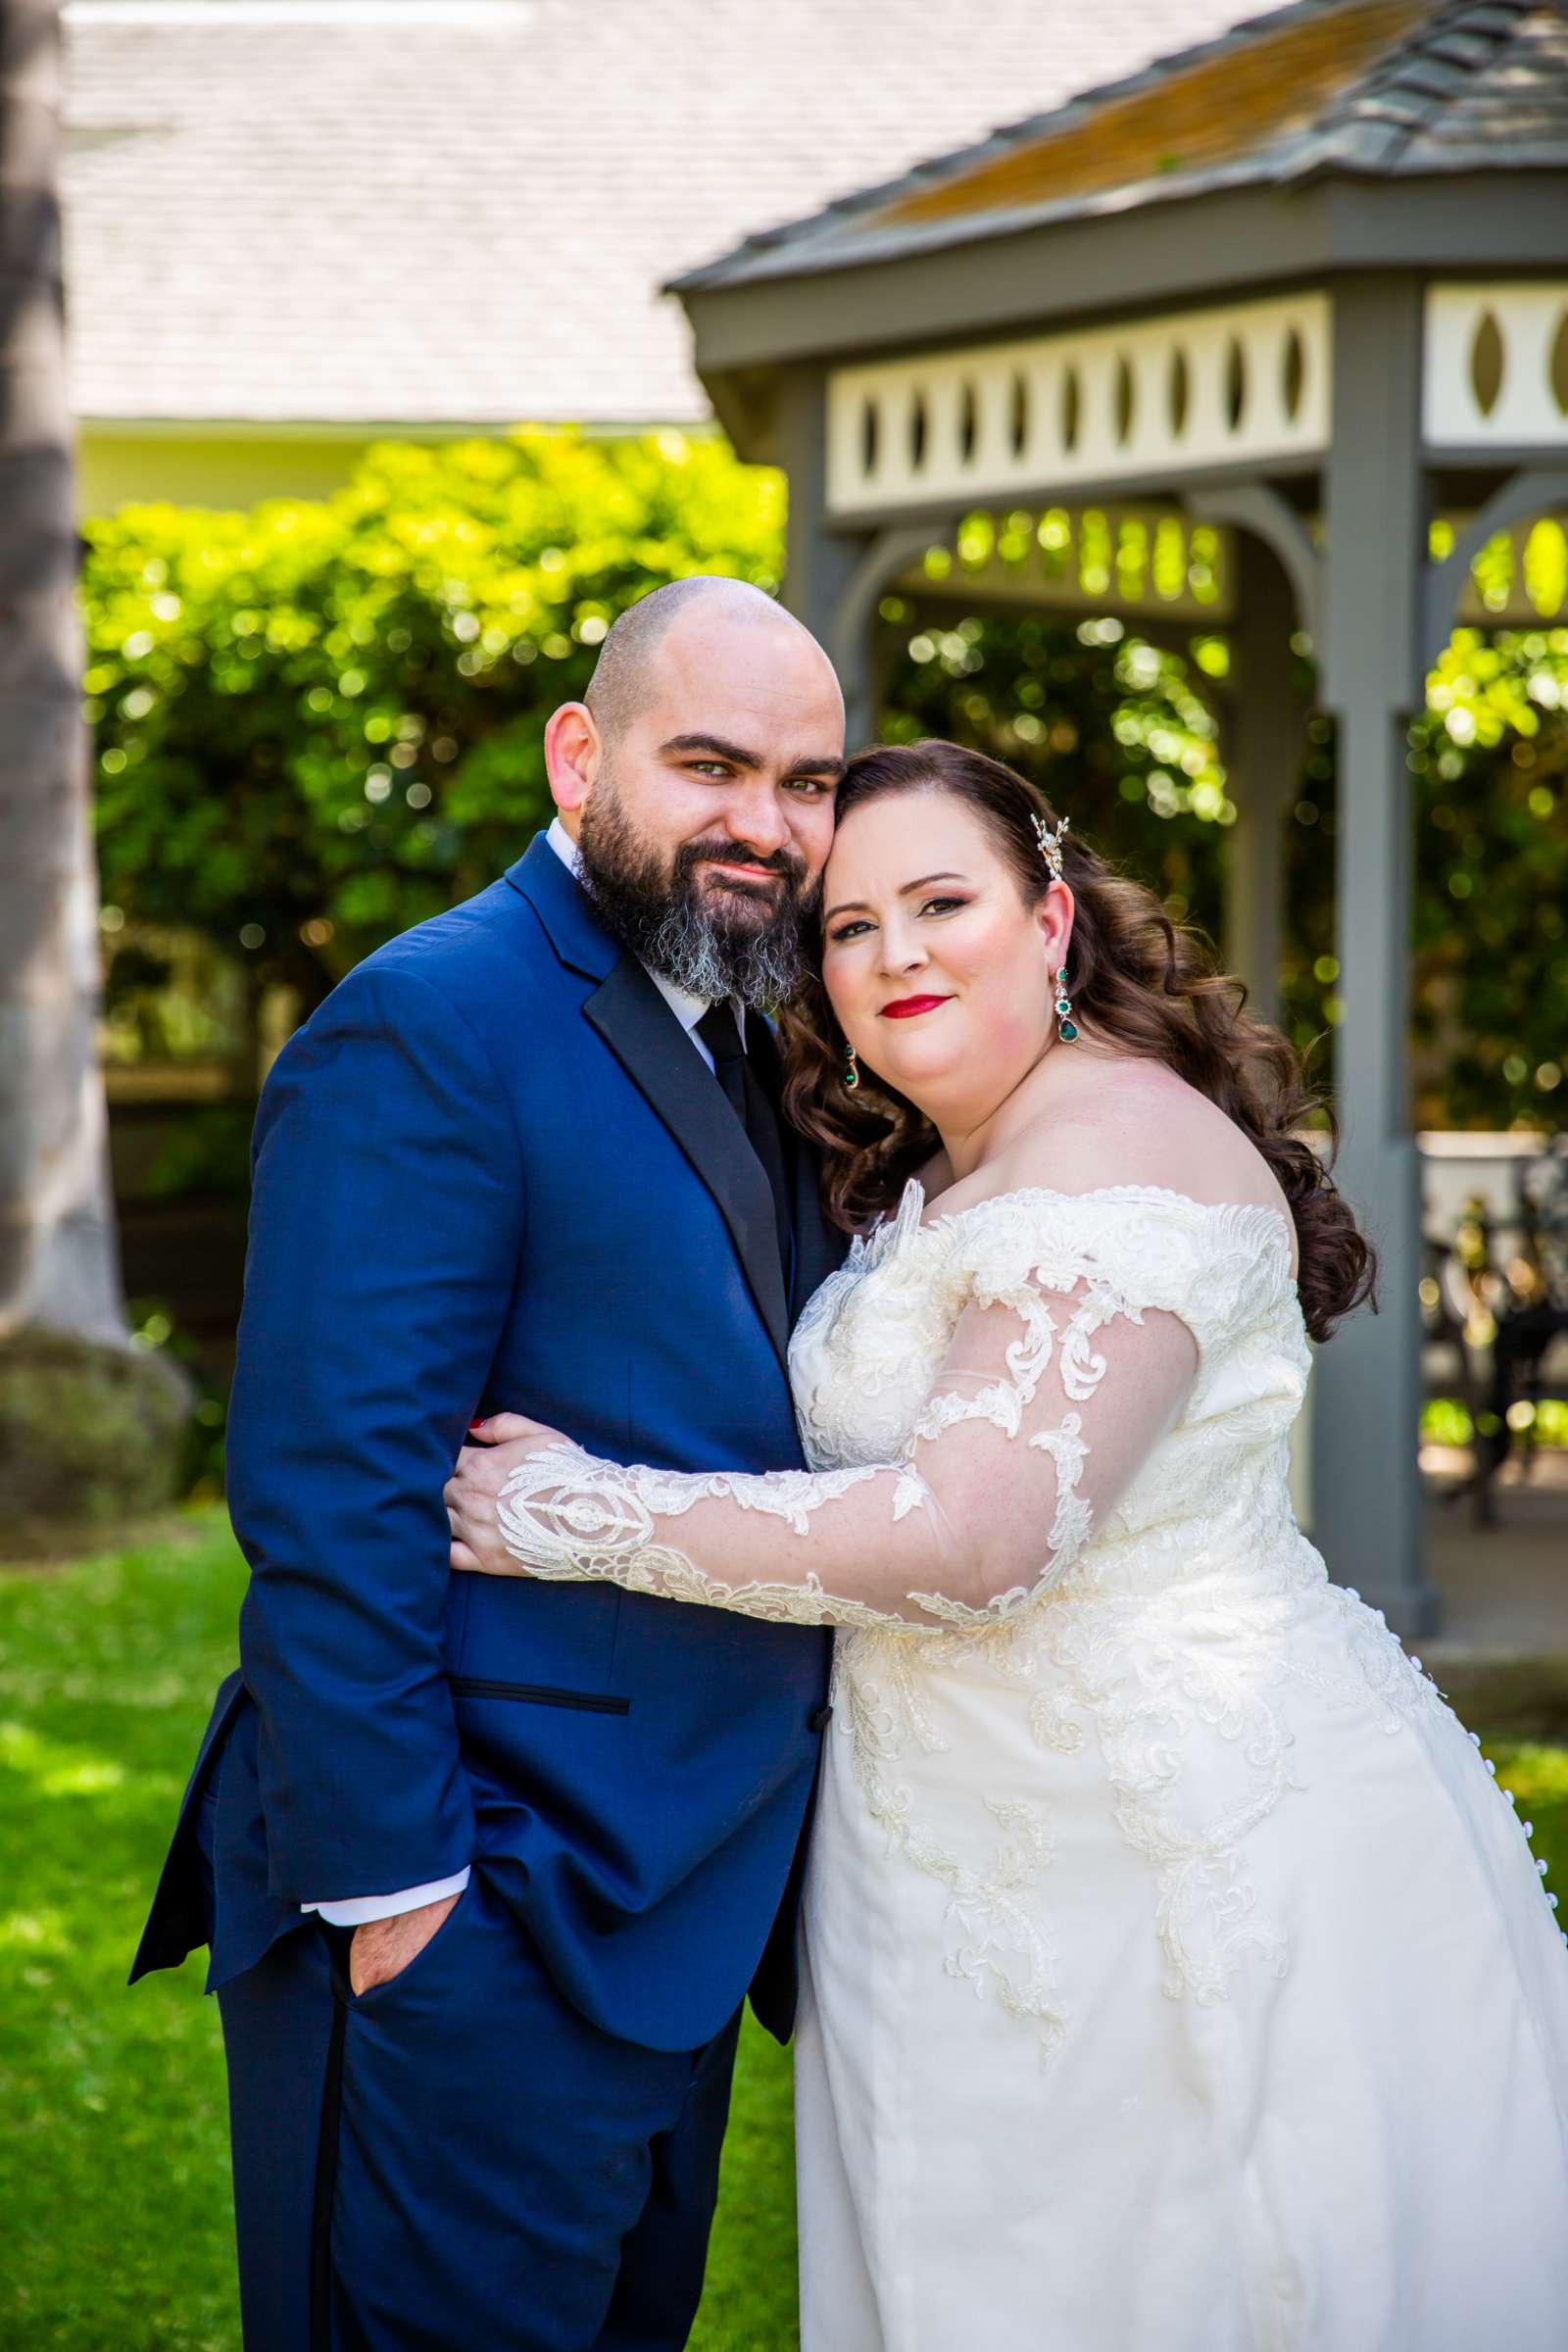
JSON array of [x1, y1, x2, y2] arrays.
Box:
[[779, 740, 1375, 1345]]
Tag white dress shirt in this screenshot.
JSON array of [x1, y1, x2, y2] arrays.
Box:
[[304, 815, 736, 1927]]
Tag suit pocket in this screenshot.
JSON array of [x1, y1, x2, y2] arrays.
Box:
[[338, 1874, 475, 2011], [450, 1677, 630, 1716]]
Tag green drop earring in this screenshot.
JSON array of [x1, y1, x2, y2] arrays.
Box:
[[1054, 966, 1079, 1044], [843, 1042, 860, 1091]]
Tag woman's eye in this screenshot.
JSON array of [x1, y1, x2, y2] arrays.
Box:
[[920, 895, 966, 917], [828, 919, 871, 944]]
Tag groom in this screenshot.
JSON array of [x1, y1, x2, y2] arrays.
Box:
[[132, 578, 848, 2348]]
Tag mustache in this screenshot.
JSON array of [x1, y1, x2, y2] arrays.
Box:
[[677, 836, 808, 886]]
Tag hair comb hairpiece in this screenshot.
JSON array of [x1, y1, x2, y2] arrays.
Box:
[[1032, 810, 1069, 884]]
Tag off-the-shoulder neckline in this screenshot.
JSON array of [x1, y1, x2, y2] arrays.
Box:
[[903, 1177, 1298, 1275]]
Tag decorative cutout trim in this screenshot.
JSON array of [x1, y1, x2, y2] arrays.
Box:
[[826, 295, 1330, 515], [1424, 285, 1568, 450]]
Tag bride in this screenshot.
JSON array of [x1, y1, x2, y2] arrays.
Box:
[[446, 739, 1568, 2350]]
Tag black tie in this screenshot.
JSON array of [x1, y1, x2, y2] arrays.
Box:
[[696, 1004, 794, 1282]]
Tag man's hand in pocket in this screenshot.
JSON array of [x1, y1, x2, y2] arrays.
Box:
[[349, 1890, 460, 1996]]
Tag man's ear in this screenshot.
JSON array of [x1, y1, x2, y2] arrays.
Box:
[[544, 702, 601, 818]]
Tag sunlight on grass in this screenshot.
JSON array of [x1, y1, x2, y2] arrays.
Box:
[[0, 1513, 247, 2351], [1, 1718, 127, 1796], [0, 1907, 70, 1955], [0, 1509, 798, 2351]]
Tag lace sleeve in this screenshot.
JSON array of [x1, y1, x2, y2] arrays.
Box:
[[490, 1259, 1199, 1636]]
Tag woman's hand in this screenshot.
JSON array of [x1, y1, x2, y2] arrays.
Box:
[[446, 1413, 572, 1576]]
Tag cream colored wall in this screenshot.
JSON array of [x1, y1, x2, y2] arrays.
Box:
[[75, 419, 692, 514], [77, 428, 380, 514]]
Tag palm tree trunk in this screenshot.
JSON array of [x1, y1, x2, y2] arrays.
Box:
[[0, 0, 124, 1343]]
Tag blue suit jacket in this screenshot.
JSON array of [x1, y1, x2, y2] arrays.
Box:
[[132, 838, 841, 2051]]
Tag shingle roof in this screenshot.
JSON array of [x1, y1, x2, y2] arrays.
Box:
[[61, 0, 1270, 429], [675, 0, 1567, 295]]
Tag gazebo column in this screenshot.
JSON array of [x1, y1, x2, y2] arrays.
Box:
[[1311, 276, 1440, 1638], [774, 368, 877, 736], [1222, 534, 1301, 1026]]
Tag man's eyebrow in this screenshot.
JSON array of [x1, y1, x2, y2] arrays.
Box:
[[658, 733, 846, 780], [825, 870, 967, 921], [659, 732, 762, 768]]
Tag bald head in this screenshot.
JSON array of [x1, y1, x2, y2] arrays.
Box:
[[585, 575, 835, 744]]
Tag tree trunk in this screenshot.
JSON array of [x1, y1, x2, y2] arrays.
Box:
[[0, 0, 124, 1344]]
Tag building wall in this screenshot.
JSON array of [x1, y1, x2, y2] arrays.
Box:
[[75, 418, 698, 514], [79, 427, 397, 514]]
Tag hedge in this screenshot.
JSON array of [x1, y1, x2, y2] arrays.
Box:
[[83, 429, 1568, 1129]]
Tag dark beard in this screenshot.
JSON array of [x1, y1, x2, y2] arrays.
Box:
[[577, 787, 813, 1010]]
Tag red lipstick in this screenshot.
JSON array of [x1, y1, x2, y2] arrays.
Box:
[[880, 994, 953, 1020]]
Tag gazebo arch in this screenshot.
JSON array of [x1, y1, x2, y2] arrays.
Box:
[[673, 0, 1568, 1637]]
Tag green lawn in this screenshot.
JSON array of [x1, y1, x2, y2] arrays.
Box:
[[3, 1514, 1566, 2349], [0, 1513, 796, 2351]]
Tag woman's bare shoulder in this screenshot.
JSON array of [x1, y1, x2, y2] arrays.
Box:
[[970, 1062, 1293, 1221]]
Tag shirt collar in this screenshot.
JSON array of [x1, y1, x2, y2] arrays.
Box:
[[544, 815, 742, 1045]]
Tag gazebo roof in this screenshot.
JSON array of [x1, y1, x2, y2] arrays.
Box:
[[676, 0, 1568, 297]]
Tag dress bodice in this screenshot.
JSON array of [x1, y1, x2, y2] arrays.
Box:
[[789, 1180, 1311, 1604]]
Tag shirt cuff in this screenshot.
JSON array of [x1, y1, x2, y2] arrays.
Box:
[[301, 1867, 471, 1928]]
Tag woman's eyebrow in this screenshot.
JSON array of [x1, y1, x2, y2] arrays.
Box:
[[825, 871, 967, 920]]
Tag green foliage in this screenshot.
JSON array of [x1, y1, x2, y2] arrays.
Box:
[[83, 440, 1568, 1126], [1411, 632, 1568, 1128], [0, 1329, 190, 1533], [85, 432, 785, 1016], [876, 601, 1233, 947], [0, 1513, 795, 2348], [1282, 625, 1568, 1128], [1424, 1395, 1568, 1450], [121, 1298, 231, 1500]]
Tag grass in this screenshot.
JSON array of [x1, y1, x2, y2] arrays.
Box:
[[0, 1512, 797, 2351], [3, 1514, 1565, 2348]]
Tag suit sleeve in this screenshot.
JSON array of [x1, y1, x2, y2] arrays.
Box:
[[228, 960, 524, 1905]]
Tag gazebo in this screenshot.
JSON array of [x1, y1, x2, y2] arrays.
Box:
[[672, 0, 1568, 1637]]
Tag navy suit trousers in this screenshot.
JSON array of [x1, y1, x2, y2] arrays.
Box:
[[200, 1794, 742, 2350]]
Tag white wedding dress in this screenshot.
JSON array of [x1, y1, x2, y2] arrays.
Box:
[[495, 1183, 1568, 2351]]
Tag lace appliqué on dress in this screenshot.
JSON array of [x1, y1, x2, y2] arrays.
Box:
[[494, 1445, 908, 1634], [842, 1654, 1068, 2059], [492, 1252, 1177, 1638]]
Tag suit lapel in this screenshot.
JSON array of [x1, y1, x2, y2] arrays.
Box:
[[584, 958, 793, 1371], [791, 1151, 847, 1313], [748, 1017, 846, 1315]]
